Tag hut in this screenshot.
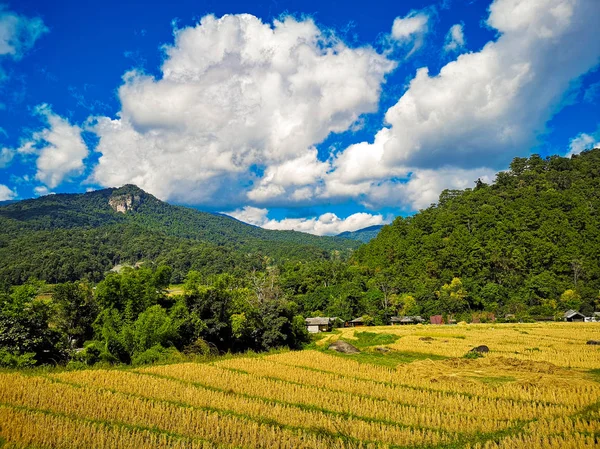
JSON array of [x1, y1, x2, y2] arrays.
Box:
[[563, 310, 585, 322], [305, 317, 338, 333], [348, 317, 365, 327], [391, 316, 425, 325]]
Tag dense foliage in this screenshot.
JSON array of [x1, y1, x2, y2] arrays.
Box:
[[354, 149, 600, 318], [0, 267, 309, 367], [0, 185, 359, 284], [1, 149, 600, 367]]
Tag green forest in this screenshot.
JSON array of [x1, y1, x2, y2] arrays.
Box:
[[1, 149, 599, 367]]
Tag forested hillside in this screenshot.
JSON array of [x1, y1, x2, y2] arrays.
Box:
[[0, 185, 359, 284], [2, 150, 600, 368], [337, 225, 383, 243], [354, 149, 600, 317]]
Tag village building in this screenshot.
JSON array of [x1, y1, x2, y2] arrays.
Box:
[[305, 317, 339, 333], [563, 310, 586, 322], [348, 317, 365, 327], [390, 316, 425, 325]]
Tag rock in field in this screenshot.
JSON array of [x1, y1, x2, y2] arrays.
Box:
[[470, 345, 490, 353], [375, 346, 390, 353], [329, 341, 360, 354]]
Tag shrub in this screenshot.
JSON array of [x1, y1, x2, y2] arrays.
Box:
[[0, 349, 36, 368]]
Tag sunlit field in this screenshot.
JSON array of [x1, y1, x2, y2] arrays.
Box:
[[1, 322, 599, 449]]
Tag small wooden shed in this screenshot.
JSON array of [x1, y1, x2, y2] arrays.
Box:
[[563, 310, 585, 322], [348, 317, 365, 327], [305, 317, 336, 333]]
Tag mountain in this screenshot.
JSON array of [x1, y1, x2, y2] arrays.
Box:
[[354, 148, 600, 316], [0, 185, 360, 285], [337, 225, 384, 243]]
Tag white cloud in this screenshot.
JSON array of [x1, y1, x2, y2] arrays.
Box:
[[0, 147, 13, 168], [224, 205, 388, 236], [247, 148, 329, 204], [17, 105, 89, 188], [381, 0, 600, 169], [324, 0, 600, 210], [390, 10, 430, 56], [566, 132, 599, 157], [0, 5, 47, 80], [90, 14, 395, 207], [0, 5, 47, 59], [444, 24, 465, 53], [364, 167, 496, 210], [33, 185, 52, 196], [0, 184, 16, 200]]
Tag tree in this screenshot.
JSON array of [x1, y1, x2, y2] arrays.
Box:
[[436, 278, 469, 314], [559, 289, 582, 311], [53, 282, 98, 348], [0, 280, 65, 365], [133, 305, 177, 353], [390, 293, 419, 316]]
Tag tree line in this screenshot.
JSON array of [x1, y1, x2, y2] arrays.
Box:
[[2, 149, 600, 367]]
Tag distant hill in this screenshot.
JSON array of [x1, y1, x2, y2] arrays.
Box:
[[337, 225, 384, 243], [0, 185, 360, 284], [355, 148, 600, 316]]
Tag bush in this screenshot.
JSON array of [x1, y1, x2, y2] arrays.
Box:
[[183, 338, 218, 356], [131, 345, 183, 366], [0, 349, 36, 368], [463, 351, 484, 359]]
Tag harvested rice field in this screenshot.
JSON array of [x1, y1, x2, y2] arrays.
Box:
[[1, 322, 599, 448]]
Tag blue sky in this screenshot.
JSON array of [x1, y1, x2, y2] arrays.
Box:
[[0, 0, 599, 235]]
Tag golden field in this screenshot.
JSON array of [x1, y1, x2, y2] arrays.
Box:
[[0, 322, 599, 448]]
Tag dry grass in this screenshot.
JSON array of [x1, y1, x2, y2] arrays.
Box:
[[0, 322, 598, 448]]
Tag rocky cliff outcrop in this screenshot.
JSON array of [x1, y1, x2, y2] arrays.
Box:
[[109, 193, 141, 213]]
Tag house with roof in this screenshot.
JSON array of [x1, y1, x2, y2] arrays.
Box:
[[390, 316, 425, 325], [348, 317, 365, 327], [563, 309, 586, 322], [305, 317, 339, 333]]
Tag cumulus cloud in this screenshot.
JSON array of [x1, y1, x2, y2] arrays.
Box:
[[0, 5, 47, 79], [17, 105, 89, 188], [247, 149, 329, 204], [390, 10, 431, 56], [224, 205, 388, 236], [566, 132, 599, 157], [0, 147, 13, 168], [324, 0, 600, 210], [0, 183, 16, 200], [444, 24, 465, 53], [90, 14, 395, 207], [364, 167, 496, 210], [33, 185, 52, 196]]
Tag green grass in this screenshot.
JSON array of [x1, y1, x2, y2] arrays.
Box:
[[349, 331, 400, 348], [589, 368, 600, 383], [328, 348, 447, 368]]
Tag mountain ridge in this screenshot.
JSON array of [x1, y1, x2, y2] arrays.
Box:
[[0, 185, 361, 284], [337, 225, 384, 243]]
